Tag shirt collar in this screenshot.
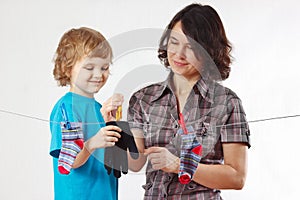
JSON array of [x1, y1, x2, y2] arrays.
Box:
[[195, 77, 215, 103], [150, 72, 215, 103], [149, 73, 171, 103]]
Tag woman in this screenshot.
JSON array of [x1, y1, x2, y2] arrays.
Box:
[[128, 3, 250, 199]]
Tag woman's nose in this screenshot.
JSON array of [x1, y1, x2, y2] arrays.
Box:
[[176, 46, 186, 58], [170, 44, 186, 59]]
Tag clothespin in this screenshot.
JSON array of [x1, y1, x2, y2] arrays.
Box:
[[115, 106, 122, 121], [179, 112, 188, 134], [60, 103, 71, 130]]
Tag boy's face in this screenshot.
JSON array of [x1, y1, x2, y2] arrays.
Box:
[[70, 56, 111, 98]]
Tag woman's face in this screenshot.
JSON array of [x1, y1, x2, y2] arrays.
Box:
[[167, 21, 202, 81]]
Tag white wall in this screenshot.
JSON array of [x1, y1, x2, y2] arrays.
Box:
[[0, 0, 299, 199]]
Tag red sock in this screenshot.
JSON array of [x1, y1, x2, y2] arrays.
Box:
[[192, 145, 202, 155], [74, 139, 84, 149]]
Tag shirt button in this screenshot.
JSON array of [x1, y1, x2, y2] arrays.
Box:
[[164, 176, 172, 183], [187, 183, 197, 190]]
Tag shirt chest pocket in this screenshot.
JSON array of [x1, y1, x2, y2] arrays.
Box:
[[194, 121, 219, 157], [143, 102, 177, 147]]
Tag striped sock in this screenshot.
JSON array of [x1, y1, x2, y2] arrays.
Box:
[[58, 122, 84, 175], [178, 131, 202, 184]]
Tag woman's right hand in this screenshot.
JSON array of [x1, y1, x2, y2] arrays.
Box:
[[85, 125, 122, 152], [144, 147, 180, 173]]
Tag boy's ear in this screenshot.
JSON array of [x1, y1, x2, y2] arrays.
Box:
[[65, 69, 72, 78], [65, 71, 71, 78]]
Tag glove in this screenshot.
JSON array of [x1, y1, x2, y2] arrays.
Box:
[[104, 121, 139, 178], [177, 126, 202, 184]]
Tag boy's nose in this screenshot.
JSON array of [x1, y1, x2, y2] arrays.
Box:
[[93, 68, 104, 78]]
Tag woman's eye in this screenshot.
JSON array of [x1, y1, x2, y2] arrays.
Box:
[[169, 40, 178, 45]]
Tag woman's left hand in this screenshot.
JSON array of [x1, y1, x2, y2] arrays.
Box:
[[144, 147, 179, 173], [100, 93, 124, 122]]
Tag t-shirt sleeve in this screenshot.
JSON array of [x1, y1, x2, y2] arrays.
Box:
[[49, 103, 63, 158], [220, 97, 251, 148], [50, 99, 84, 158]]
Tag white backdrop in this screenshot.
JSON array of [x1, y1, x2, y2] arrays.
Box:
[[0, 0, 299, 199]]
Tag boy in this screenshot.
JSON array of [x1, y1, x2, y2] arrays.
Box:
[[50, 27, 122, 200]]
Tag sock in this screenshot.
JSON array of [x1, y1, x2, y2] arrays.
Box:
[[58, 122, 84, 175], [178, 128, 202, 184]]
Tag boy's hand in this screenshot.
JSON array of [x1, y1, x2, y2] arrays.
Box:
[[104, 121, 139, 178], [101, 93, 124, 122], [85, 125, 122, 152]]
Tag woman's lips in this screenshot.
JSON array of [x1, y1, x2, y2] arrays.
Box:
[[173, 60, 188, 67]]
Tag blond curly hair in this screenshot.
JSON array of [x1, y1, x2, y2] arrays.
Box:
[[53, 27, 112, 86]]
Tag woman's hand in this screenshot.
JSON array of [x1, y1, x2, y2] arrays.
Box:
[[101, 93, 124, 122], [144, 147, 179, 173], [85, 125, 122, 152]]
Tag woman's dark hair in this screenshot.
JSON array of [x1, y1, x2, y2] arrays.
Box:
[[158, 3, 232, 81]]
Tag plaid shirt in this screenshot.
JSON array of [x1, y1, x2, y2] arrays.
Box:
[[128, 73, 250, 200]]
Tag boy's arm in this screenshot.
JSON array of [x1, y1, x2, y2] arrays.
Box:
[[128, 128, 147, 172], [72, 143, 93, 168], [72, 125, 122, 169]]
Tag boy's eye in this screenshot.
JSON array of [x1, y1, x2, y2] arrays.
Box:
[[101, 65, 109, 71], [84, 65, 94, 70]]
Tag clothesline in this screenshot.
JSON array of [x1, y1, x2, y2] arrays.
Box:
[[1, 108, 299, 175], [0, 108, 299, 128]]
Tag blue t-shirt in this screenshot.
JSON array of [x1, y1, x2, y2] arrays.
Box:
[[49, 92, 117, 200]]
